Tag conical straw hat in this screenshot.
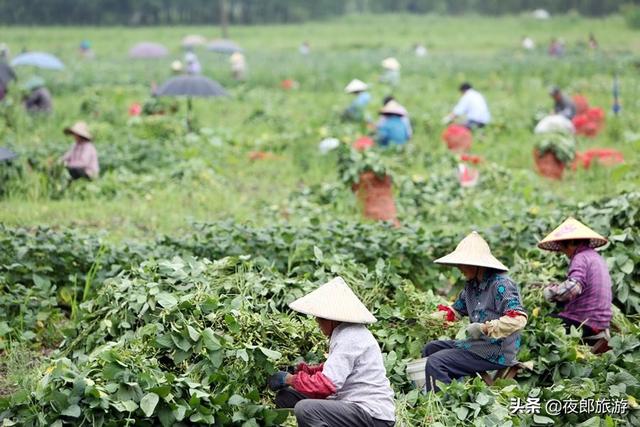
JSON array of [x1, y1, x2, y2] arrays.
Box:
[[434, 231, 508, 271], [380, 100, 407, 116], [64, 121, 92, 141], [171, 60, 183, 72], [381, 57, 400, 71], [289, 277, 377, 324], [345, 79, 368, 93], [538, 217, 607, 251]]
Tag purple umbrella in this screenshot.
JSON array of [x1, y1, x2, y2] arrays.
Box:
[[129, 42, 169, 59]]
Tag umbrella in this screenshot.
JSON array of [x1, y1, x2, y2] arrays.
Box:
[[129, 42, 169, 59], [182, 35, 207, 48], [156, 75, 228, 129], [156, 75, 227, 98], [0, 147, 17, 162], [207, 39, 242, 54], [10, 52, 64, 70], [0, 62, 16, 85]]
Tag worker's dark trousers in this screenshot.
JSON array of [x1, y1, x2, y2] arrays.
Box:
[[275, 388, 394, 427], [422, 340, 506, 392]]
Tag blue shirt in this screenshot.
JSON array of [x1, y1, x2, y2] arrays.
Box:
[[452, 270, 526, 366], [344, 92, 371, 121], [376, 115, 409, 147]]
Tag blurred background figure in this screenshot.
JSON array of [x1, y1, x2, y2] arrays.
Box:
[[171, 60, 184, 75], [0, 54, 15, 101], [62, 121, 99, 180], [443, 82, 490, 130], [377, 96, 412, 140], [414, 43, 428, 57], [184, 51, 202, 75], [79, 40, 95, 58], [230, 52, 247, 80], [380, 57, 400, 86], [376, 100, 411, 147], [548, 38, 564, 57], [299, 41, 310, 56], [0, 43, 9, 60], [23, 77, 52, 114], [522, 36, 535, 50], [588, 33, 599, 49], [343, 79, 371, 122], [549, 86, 576, 119]]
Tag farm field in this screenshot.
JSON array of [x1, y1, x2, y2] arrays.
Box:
[[0, 13, 639, 426]]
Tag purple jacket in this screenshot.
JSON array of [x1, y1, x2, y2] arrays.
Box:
[[560, 246, 612, 330]]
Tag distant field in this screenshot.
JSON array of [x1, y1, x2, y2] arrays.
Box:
[[0, 14, 638, 239]]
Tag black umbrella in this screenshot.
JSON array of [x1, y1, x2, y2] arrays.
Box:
[[156, 75, 228, 129], [0, 147, 18, 162], [0, 62, 16, 85]]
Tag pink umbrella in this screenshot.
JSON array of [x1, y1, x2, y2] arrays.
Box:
[[129, 42, 169, 59]]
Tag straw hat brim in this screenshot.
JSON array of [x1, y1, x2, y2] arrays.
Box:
[[381, 58, 400, 70], [289, 277, 377, 324], [538, 217, 607, 252], [380, 101, 407, 116], [434, 253, 508, 271], [434, 231, 509, 271], [345, 79, 368, 93], [64, 123, 92, 141]]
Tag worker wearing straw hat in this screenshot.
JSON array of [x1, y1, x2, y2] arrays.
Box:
[[380, 57, 400, 86], [61, 122, 99, 180], [268, 277, 395, 427], [538, 218, 612, 340], [423, 231, 527, 392], [342, 79, 371, 122], [375, 100, 411, 147], [230, 52, 246, 80]]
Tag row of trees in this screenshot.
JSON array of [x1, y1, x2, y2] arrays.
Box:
[[1, 0, 639, 25]]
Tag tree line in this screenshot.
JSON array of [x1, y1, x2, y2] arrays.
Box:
[[0, 0, 638, 25]]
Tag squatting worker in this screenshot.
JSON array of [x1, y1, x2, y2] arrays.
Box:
[[376, 100, 411, 147], [62, 121, 99, 180], [423, 231, 527, 392], [268, 276, 395, 427], [443, 82, 491, 130], [550, 86, 576, 120], [538, 218, 612, 343], [23, 78, 52, 114], [342, 79, 371, 122]]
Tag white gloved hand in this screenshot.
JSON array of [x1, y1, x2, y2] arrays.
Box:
[[543, 287, 554, 301], [428, 311, 448, 321], [466, 322, 485, 340], [441, 114, 453, 125]]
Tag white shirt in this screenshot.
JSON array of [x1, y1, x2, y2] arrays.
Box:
[[522, 37, 535, 50], [322, 323, 395, 422], [453, 89, 491, 124]]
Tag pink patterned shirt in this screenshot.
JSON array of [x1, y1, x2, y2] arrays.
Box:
[[560, 245, 612, 330], [63, 142, 99, 178]]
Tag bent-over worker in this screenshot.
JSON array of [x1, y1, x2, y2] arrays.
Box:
[[342, 79, 371, 122], [269, 277, 395, 427], [62, 121, 99, 180], [376, 100, 410, 147], [443, 83, 490, 130], [549, 87, 576, 120], [538, 218, 612, 343]]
